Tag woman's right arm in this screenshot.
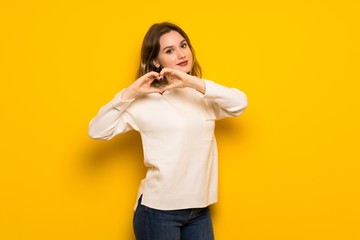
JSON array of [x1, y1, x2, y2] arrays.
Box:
[[88, 90, 135, 140], [88, 71, 164, 140]]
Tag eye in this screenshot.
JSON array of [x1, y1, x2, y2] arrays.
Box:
[[166, 49, 174, 54], [181, 43, 188, 48]]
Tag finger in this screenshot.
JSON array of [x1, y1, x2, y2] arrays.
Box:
[[141, 72, 159, 84], [161, 86, 170, 92], [159, 67, 172, 76], [161, 83, 175, 92], [147, 71, 160, 79], [144, 86, 163, 94]]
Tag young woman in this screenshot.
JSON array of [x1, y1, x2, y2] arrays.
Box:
[[88, 22, 248, 240]]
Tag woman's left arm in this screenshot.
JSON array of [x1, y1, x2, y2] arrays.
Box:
[[201, 79, 248, 119]]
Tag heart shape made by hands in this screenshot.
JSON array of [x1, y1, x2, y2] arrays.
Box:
[[150, 77, 169, 89]]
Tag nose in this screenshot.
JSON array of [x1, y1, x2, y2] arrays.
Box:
[[177, 49, 186, 59]]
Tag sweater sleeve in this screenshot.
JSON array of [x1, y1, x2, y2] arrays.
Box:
[[202, 79, 248, 120], [88, 89, 136, 140]]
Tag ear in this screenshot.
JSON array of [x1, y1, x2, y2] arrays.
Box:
[[153, 59, 160, 68]]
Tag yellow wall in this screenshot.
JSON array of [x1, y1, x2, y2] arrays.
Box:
[[1, 0, 359, 239]]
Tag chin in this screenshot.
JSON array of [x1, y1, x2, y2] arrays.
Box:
[[176, 66, 192, 73]]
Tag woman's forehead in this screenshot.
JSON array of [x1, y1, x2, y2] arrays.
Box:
[[159, 31, 185, 46]]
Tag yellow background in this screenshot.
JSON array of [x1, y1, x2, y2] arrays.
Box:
[[1, 0, 359, 239]]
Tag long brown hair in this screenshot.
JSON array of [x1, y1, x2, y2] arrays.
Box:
[[136, 22, 202, 79]]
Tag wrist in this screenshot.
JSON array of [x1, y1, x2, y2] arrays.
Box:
[[121, 87, 138, 100], [188, 76, 205, 94]]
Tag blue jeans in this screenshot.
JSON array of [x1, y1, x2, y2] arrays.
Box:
[[133, 196, 214, 240]]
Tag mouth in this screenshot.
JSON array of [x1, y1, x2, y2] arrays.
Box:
[[177, 60, 188, 67]]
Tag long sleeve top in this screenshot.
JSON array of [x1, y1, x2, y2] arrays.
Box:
[[88, 79, 247, 210]]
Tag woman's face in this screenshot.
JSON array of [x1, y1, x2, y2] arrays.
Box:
[[153, 30, 193, 73]]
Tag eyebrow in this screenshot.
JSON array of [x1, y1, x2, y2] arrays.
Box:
[[162, 39, 187, 52]]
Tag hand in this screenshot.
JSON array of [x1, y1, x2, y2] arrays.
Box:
[[121, 71, 165, 100], [160, 68, 205, 94]]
